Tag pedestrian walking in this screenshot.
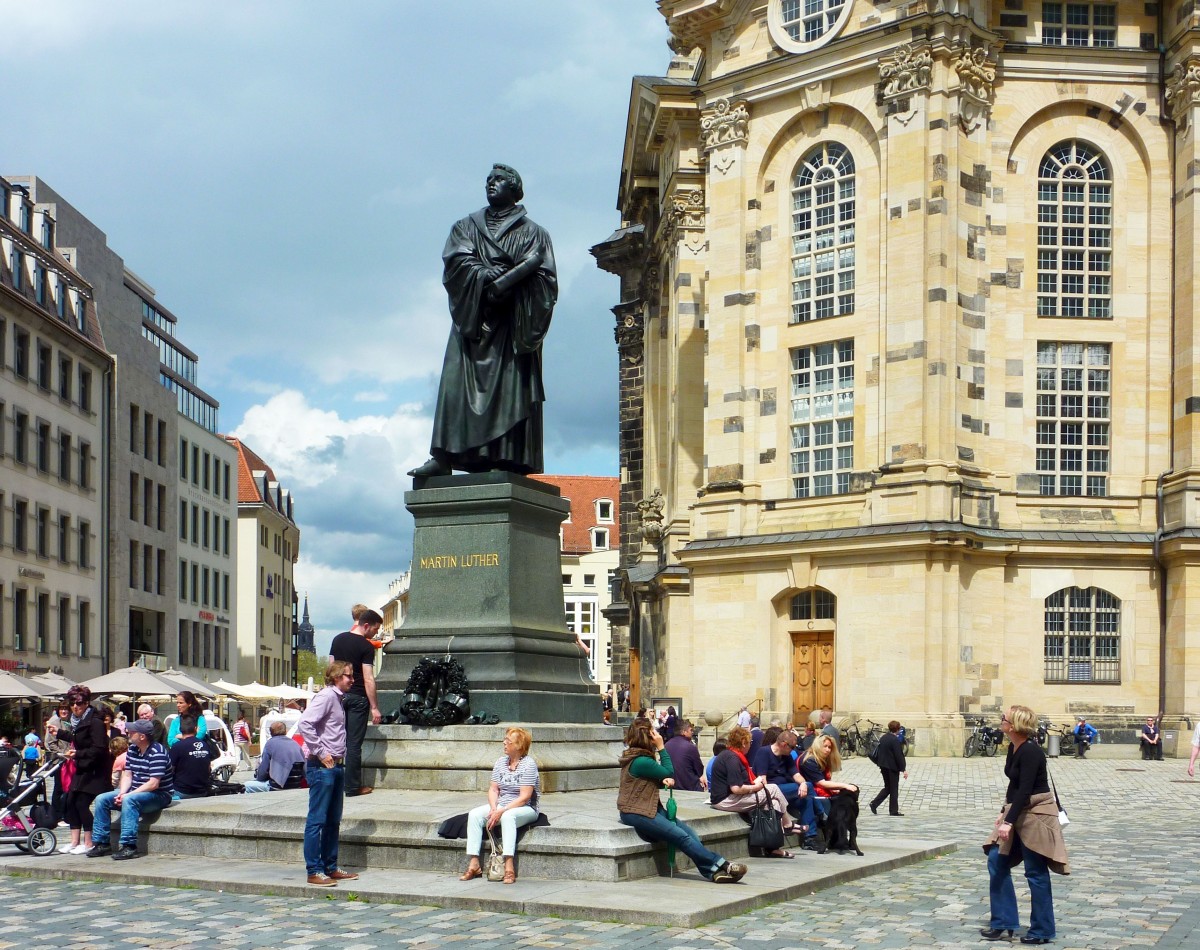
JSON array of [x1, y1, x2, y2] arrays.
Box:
[[981, 704, 1069, 945], [869, 720, 908, 817]]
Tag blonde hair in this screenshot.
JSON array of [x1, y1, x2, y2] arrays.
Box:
[[324, 659, 352, 686], [805, 733, 842, 772], [1007, 705, 1038, 737], [351, 603, 369, 621], [506, 727, 532, 758]]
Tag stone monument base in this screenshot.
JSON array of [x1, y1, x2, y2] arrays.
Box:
[[361, 723, 623, 792], [378, 472, 600, 723]]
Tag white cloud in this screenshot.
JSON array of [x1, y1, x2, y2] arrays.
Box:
[[231, 390, 431, 489]]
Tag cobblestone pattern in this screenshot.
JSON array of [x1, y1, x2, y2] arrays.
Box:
[[3, 758, 1199, 949]]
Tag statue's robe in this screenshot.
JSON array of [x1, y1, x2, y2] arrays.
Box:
[[431, 204, 557, 474]]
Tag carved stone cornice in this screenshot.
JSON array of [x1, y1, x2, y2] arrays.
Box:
[[879, 44, 933, 101], [700, 98, 749, 152], [1167, 57, 1200, 132], [952, 44, 998, 134]]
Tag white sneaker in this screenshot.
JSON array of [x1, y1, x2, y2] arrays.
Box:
[[68, 843, 89, 854]]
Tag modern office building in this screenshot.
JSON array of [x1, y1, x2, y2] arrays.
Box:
[[227, 436, 299, 685], [0, 177, 111, 680], [594, 2, 1198, 749]]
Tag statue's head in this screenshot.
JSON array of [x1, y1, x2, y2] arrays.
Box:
[[486, 163, 524, 206]]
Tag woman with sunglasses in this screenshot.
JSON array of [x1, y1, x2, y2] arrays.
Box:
[[58, 685, 112, 855]]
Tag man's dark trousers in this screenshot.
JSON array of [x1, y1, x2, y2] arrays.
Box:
[[870, 768, 901, 815], [342, 693, 370, 793]]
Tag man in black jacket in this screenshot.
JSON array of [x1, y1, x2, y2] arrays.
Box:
[[869, 720, 908, 816]]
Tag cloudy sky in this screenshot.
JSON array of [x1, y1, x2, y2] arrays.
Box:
[[2, 1, 670, 655]]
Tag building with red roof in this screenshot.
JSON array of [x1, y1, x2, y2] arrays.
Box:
[[226, 436, 299, 684], [533, 475, 620, 686]]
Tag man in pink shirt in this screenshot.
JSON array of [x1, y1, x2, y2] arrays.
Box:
[[297, 660, 357, 887]]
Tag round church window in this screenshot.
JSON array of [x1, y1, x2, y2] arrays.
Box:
[[768, 0, 853, 55]]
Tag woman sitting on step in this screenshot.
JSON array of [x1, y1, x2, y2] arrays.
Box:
[[709, 725, 802, 858], [618, 718, 748, 883], [459, 727, 539, 884]]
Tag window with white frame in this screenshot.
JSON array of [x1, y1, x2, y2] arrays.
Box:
[[1044, 586, 1120, 682], [592, 528, 609, 550], [770, 0, 853, 54], [1035, 341, 1110, 497], [1041, 3, 1116, 47], [596, 499, 614, 523], [790, 339, 854, 498], [564, 598, 598, 676], [791, 143, 855, 324], [1037, 140, 1111, 319]]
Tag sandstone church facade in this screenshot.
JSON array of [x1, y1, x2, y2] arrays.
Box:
[[593, 1, 1200, 751]]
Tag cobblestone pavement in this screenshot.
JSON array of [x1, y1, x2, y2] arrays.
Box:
[[2, 758, 1198, 949]]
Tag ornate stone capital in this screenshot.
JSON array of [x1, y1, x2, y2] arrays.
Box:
[[700, 98, 749, 152], [659, 188, 706, 249], [952, 44, 998, 134], [1167, 58, 1200, 131], [879, 44, 933, 101], [614, 307, 644, 365]]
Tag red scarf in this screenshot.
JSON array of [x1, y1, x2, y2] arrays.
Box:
[[732, 748, 756, 782]]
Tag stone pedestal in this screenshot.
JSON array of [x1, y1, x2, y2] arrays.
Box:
[[378, 472, 600, 723], [361, 723, 622, 792]]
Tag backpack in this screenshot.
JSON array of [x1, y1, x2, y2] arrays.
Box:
[[868, 744, 881, 765]]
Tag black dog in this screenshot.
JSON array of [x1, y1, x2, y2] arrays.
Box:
[[816, 788, 864, 855]]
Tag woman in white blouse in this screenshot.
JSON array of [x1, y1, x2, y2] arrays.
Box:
[[460, 727, 539, 884]]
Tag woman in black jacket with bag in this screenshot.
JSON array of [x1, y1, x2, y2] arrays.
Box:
[[868, 720, 908, 816], [59, 685, 113, 855]]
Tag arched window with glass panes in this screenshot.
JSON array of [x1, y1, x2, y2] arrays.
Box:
[[1043, 586, 1120, 683], [790, 143, 855, 325], [790, 588, 836, 621], [1036, 140, 1111, 320]]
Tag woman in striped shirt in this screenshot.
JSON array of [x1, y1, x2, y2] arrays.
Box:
[[460, 728, 539, 884]]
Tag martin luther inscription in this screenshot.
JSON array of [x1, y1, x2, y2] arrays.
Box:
[[418, 553, 502, 570]]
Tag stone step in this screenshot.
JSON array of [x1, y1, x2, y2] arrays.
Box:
[[144, 787, 756, 882], [1, 835, 958, 928]]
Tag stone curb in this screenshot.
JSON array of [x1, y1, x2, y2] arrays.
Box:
[[0, 836, 956, 928]]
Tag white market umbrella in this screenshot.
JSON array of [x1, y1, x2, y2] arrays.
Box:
[[208, 678, 243, 695], [271, 683, 312, 700], [158, 669, 217, 698], [80, 667, 184, 697], [0, 670, 57, 700], [30, 672, 75, 694]]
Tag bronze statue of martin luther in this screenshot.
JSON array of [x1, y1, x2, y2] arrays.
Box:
[[409, 164, 557, 478]]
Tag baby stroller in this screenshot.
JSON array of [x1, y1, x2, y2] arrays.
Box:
[[0, 751, 62, 856]]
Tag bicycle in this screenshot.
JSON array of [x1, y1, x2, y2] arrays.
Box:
[[963, 718, 1003, 758], [841, 721, 863, 758], [859, 719, 884, 758]]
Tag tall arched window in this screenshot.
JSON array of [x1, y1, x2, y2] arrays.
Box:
[[791, 143, 855, 325], [1036, 140, 1111, 319], [1044, 586, 1120, 683]]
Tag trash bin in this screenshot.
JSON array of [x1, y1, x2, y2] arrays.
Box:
[[1047, 733, 1061, 758], [1162, 730, 1178, 757]]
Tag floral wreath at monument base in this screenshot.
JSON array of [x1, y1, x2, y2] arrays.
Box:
[[398, 655, 471, 726]]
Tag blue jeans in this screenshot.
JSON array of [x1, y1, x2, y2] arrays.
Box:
[[619, 807, 726, 880], [303, 763, 345, 875], [91, 788, 172, 848], [987, 840, 1056, 940], [777, 781, 818, 834], [809, 793, 829, 838]]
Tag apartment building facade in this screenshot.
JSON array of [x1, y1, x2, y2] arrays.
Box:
[[0, 178, 111, 680]]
